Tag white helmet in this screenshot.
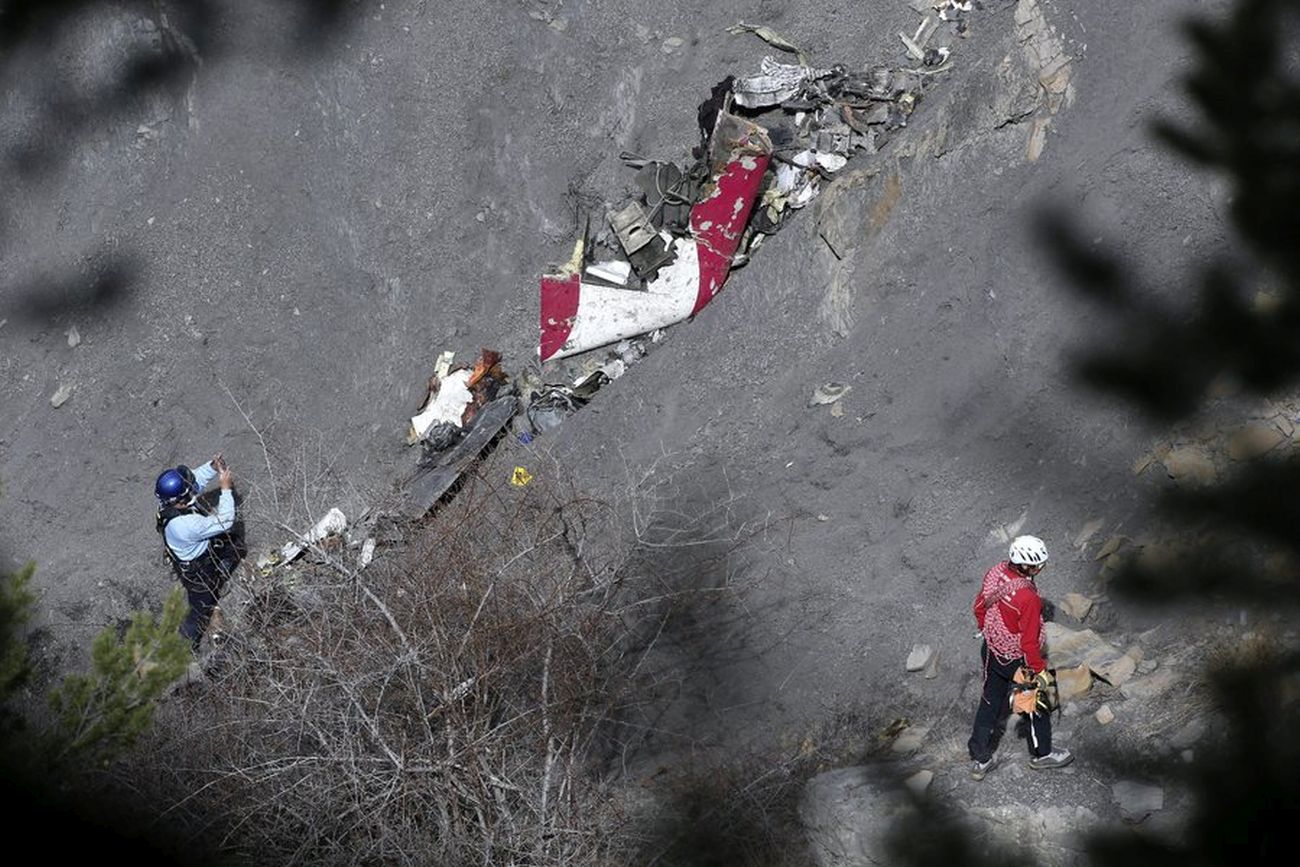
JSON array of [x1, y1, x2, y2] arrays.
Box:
[[1009, 535, 1049, 567]]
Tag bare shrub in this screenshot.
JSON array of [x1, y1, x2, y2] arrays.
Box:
[[116, 445, 768, 865]]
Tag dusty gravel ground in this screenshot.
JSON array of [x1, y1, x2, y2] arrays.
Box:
[[1, 0, 1235, 852]]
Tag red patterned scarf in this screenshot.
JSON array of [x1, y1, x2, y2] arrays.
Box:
[[981, 563, 1038, 664]]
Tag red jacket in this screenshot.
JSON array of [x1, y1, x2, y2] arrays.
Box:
[[973, 561, 1046, 672]]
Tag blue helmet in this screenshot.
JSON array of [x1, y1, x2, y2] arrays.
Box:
[[155, 466, 195, 503]]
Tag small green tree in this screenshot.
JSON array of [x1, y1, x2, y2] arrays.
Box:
[[0, 561, 36, 710], [48, 587, 192, 765]]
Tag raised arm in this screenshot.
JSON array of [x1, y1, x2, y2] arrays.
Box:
[[191, 460, 218, 493]]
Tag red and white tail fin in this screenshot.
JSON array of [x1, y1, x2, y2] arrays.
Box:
[[539, 112, 771, 362]]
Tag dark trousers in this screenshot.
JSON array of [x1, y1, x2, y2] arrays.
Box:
[[176, 545, 234, 650], [968, 642, 1052, 761]]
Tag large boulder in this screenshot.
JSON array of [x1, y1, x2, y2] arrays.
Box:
[[966, 803, 1098, 863], [1043, 622, 1137, 686], [797, 764, 1103, 866], [800, 767, 913, 866]]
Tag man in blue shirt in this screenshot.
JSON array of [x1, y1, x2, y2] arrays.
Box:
[[154, 453, 238, 650]]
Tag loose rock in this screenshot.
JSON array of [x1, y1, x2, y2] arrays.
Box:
[[891, 725, 928, 754], [1044, 622, 1136, 686], [904, 769, 933, 797], [1072, 518, 1103, 548], [1227, 423, 1286, 460], [1161, 445, 1216, 484], [1169, 717, 1206, 750], [1094, 703, 1115, 725], [905, 643, 934, 672], [50, 383, 73, 408], [1120, 666, 1178, 701], [1094, 535, 1125, 560], [810, 382, 852, 406], [1059, 592, 1093, 621], [1055, 664, 1092, 700]]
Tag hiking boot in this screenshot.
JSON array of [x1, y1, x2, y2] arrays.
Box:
[[1029, 748, 1074, 770], [970, 757, 996, 781]]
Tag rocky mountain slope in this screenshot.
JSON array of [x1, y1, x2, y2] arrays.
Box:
[[3, 0, 1268, 862]]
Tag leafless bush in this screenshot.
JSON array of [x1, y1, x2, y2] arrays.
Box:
[[217, 379, 379, 552], [114, 445, 769, 865]]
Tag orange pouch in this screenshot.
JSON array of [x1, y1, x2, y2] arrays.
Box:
[[1010, 666, 1038, 714]]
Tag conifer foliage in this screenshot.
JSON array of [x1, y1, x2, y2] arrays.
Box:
[[48, 588, 192, 764], [0, 561, 35, 710]]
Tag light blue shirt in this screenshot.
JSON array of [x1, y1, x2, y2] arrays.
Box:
[[162, 461, 235, 562]]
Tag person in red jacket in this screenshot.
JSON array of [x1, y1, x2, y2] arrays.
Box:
[[967, 535, 1073, 780]]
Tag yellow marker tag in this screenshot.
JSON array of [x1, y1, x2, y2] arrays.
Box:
[[511, 466, 533, 487]]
